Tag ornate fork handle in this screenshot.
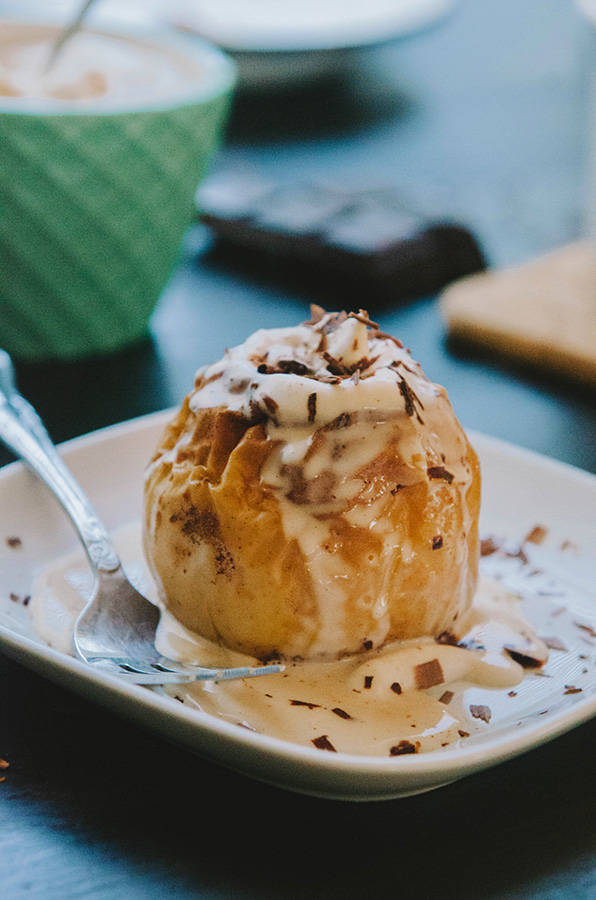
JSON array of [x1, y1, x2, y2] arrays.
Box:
[[0, 356, 120, 574]]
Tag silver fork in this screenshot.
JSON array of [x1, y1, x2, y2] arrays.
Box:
[[0, 351, 283, 685]]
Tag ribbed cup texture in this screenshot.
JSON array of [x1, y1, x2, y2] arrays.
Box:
[[0, 93, 230, 360]]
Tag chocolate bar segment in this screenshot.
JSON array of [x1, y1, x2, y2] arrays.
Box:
[[198, 179, 486, 305]]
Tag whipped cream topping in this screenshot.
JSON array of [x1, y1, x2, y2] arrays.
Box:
[[190, 310, 438, 427]]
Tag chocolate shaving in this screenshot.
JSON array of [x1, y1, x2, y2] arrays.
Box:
[[574, 622, 596, 639], [480, 536, 502, 557], [436, 631, 460, 646], [308, 304, 327, 324], [390, 741, 419, 756], [307, 392, 317, 423], [458, 730, 470, 738], [427, 466, 454, 484], [469, 704, 492, 723], [312, 735, 336, 752], [331, 707, 353, 720], [319, 311, 349, 335], [290, 700, 321, 709], [540, 636, 568, 651], [438, 690, 454, 705], [362, 640, 373, 652], [279, 359, 310, 376], [374, 330, 404, 349], [5, 537, 21, 549], [508, 691, 517, 697], [363, 675, 374, 689], [414, 658, 445, 690], [397, 376, 424, 423], [504, 646, 546, 668], [347, 310, 380, 330], [8, 593, 19, 603], [323, 411, 352, 432], [261, 394, 279, 415], [390, 682, 403, 695], [322, 351, 375, 378], [523, 525, 548, 546], [432, 535, 444, 550], [564, 685, 582, 695]]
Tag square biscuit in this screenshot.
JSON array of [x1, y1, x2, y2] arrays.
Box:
[[440, 241, 596, 385]]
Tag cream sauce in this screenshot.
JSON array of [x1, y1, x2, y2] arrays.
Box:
[[28, 522, 548, 757]]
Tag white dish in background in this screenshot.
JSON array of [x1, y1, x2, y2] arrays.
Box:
[[0, 411, 595, 801], [4, 0, 456, 87]]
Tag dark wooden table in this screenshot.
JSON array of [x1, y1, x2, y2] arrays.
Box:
[[2, 1, 596, 897]]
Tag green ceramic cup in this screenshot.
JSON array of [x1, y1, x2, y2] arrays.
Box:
[[0, 20, 235, 361]]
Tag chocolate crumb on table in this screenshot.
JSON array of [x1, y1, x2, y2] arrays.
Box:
[[439, 690, 454, 705], [5, 536, 22, 549], [563, 686, 582, 695], [363, 675, 374, 689]]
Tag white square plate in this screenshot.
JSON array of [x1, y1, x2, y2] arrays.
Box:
[[1, 411, 595, 801]]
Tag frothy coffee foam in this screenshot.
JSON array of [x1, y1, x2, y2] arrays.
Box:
[[0, 22, 205, 105]]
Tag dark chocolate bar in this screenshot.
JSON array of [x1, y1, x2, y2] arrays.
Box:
[[197, 178, 486, 306]]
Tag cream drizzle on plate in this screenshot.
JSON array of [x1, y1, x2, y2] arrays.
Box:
[[27, 522, 548, 757]]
